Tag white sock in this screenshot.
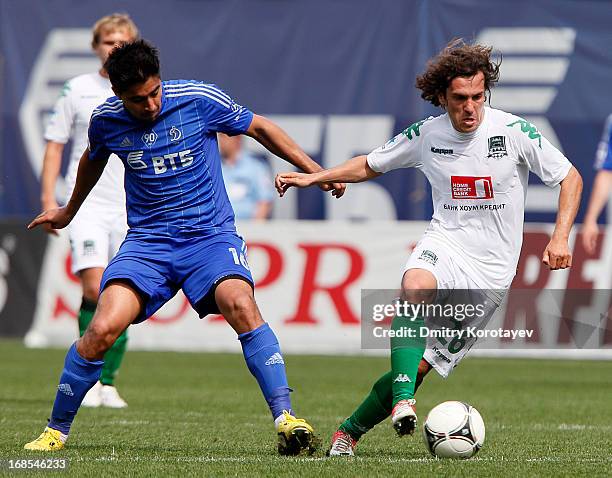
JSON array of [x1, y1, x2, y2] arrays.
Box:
[[274, 413, 287, 430]]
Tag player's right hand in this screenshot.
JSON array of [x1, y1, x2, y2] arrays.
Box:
[[581, 221, 599, 255], [28, 207, 74, 233]]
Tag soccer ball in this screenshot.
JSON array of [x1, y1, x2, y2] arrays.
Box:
[[422, 401, 485, 459]]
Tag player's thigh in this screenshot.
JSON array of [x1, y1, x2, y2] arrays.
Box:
[[180, 232, 254, 318], [101, 232, 179, 324], [68, 211, 111, 275]]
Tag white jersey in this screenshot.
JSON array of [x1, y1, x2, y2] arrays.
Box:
[[367, 107, 572, 289], [44, 72, 125, 210]]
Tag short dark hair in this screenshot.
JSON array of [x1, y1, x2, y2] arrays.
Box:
[[104, 39, 160, 93], [416, 39, 500, 107]]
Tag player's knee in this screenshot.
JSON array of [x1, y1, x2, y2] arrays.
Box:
[[222, 292, 256, 319], [401, 272, 436, 303], [418, 359, 432, 378], [83, 321, 119, 357]]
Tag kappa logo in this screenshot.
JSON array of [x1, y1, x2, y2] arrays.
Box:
[[418, 249, 438, 266], [487, 136, 507, 158], [58, 383, 74, 396], [169, 126, 182, 142], [265, 353, 285, 366], [451, 176, 494, 200], [142, 131, 158, 147], [431, 146, 454, 155], [120, 136, 133, 147], [393, 374, 412, 383]]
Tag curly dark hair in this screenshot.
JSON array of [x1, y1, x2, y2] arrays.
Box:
[[416, 39, 500, 107], [104, 39, 160, 93]]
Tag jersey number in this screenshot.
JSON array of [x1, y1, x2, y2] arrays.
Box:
[[228, 247, 249, 270]]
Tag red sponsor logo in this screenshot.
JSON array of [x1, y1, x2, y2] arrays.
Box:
[[451, 175, 494, 199]]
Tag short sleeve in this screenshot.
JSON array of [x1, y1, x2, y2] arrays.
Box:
[[87, 116, 111, 162], [199, 84, 254, 136], [508, 117, 572, 187], [366, 119, 429, 173], [44, 81, 75, 144]]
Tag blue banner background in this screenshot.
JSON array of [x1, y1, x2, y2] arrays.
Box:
[[1, 0, 611, 221]]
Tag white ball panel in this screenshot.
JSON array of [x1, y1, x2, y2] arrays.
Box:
[[469, 407, 486, 445], [425, 401, 468, 434], [433, 438, 474, 458]]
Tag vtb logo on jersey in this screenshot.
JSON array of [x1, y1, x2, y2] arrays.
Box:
[[451, 176, 494, 199], [126, 149, 193, 174]]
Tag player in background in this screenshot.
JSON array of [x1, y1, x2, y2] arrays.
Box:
[[582, 114, 612, 254], [219, 133, 274, 221], [26, 40, 344, 454], [276, 39, 583, 456], [40, 14, 139, 408]]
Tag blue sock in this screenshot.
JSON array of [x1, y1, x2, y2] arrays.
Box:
[[48, 343, 104, 434], [238, 323, 292, 420]]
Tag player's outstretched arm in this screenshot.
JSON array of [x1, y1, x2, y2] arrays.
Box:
[[245, 114, 346, 197], [275, 155, 381, 197], [581, 169, 612, 254], [542, 166, 583, 270], [28, 148, 108, 231]]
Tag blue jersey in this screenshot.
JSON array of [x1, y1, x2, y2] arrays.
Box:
[[88, 80, 254, 235]]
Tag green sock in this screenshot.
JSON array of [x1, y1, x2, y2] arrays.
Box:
[[390, 313, 425, 406], [77, 297, 96, 336], [339, 371, 393, 440], [100, 331, 127, 386], [77, 297, 128, 387]]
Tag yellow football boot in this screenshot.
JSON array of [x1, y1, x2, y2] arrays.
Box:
[[276, 411, 318, 456], [24, 427, 66, 451]]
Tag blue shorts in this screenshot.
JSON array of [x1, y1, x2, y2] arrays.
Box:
[[100, 230, 254, 323]]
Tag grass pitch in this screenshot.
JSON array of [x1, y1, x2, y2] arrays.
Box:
[[1, 339, 611, 477]]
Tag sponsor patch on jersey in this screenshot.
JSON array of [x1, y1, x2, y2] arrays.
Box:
[[418, 249, 438, 266], [127, 151, 146, 170], [83, 239, 96, 256], [487, 136, 507, 158], [451, 176, 494, 199], [431, 146, 454, 155]]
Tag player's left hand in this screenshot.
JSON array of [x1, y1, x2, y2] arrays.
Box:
[[542, 238, 572, 270]]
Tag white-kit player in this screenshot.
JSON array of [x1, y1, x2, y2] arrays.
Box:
[[275, 39, 583, 456]]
